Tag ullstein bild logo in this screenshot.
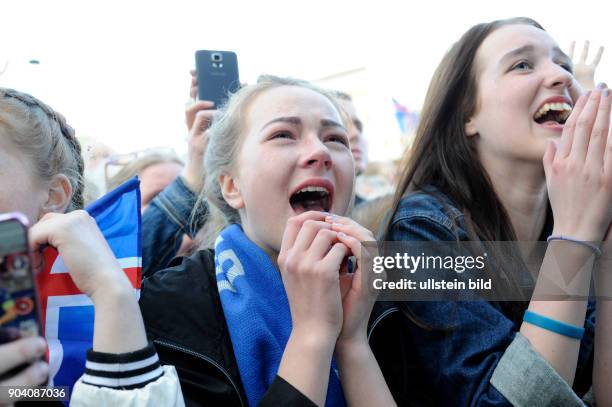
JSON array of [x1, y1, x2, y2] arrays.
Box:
[[363, 241, 603, 302]]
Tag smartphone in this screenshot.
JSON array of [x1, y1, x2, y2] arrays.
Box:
[[195, 50, 240, 107], [0, 212, 42, 380]]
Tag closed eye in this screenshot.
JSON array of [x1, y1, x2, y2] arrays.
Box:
[[270, 131, 295, 140]]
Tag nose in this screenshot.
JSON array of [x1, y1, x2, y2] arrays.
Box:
[[299, 134, 332, 171], [543, 60, 574, 91]]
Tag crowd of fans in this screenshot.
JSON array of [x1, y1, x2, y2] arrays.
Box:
[[0, 16, 609, 406]]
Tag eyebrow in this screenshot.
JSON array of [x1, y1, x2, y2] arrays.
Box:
[[499, 44, 536, 66], [499, 44, 572, 68], [260, 116, 347, 132]]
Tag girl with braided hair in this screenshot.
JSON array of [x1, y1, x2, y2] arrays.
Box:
[[0, 88, 182, 406]]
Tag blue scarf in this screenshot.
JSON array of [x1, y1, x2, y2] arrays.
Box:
[[214, 224, 346, 406]]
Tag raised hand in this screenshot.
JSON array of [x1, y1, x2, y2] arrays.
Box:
[[278, 211, 347, 341], [325, 214, 378, 344], [29, 211, 147, 353], [568, 41, 605, 91], [543, 86, 612, 243], [184, 70, 216, 192]]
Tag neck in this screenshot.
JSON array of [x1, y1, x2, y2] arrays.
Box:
[[479, 154, 548, 242], [239, 222, 279, 265]]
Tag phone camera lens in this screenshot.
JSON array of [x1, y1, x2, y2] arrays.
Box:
[[211, 53, 223, 62]]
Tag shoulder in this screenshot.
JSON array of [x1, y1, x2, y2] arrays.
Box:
[[140, 249, 220, 338], [389, 188, 467, 241], [142, 249, 215, 297]]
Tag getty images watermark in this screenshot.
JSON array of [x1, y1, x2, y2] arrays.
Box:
[[361, 241, 611, 301]]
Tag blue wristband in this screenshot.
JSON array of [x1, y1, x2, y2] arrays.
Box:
[[523, 310, 585, 340]]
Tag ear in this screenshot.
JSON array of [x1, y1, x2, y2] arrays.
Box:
[[219, 173, 244, 210], [464, 117, 479, 137], [40, 174, 73, 216]]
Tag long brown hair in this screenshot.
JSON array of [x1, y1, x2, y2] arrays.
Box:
[[384, 17, 546, 323]]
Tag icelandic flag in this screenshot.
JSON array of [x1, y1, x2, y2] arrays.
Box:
[[392, 98, 419, 134], [36, 177, 142, 397]]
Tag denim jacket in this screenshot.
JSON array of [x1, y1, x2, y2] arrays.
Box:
[[379, 188, 594, 406], [142, 176, 207, 278]]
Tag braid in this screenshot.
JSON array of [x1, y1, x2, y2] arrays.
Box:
[[0, 88, 85, 211]]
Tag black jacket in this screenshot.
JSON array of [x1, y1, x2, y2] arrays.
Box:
[[139, 249, 318, 407]]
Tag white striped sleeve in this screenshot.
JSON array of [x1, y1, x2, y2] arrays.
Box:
[[81, 343, 164, 390]]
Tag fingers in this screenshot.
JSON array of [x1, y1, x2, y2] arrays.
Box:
[[324, 214, 375, 244], [1, 361, 49, 389], [579, 40, 590, 63], [569, 90, 603, 160], [190, 109, 216, 136], [588, 89, 612, 166], [568, 41, 575, 60], [542, 139, 558, 178], [186, 100, 215, 130], [592, 46, 604, 67], [558, 94, 588, 158], [0, 337, 46, 375], [293, 220, 333, 254], [307, 228, 342, 260], [28, 212, 61, 252], [319, 242, 349, 272], [190, 69, 198, 100], [280, 211, 328, 253]]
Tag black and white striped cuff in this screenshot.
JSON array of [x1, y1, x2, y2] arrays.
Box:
[[81, 343, 164, 390]]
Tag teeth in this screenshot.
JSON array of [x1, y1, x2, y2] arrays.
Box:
[[534, 102, 572, 120], [296, 186, 328, 194]]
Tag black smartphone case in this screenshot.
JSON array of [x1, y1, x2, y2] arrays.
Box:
[[195, 50, 240, 107]]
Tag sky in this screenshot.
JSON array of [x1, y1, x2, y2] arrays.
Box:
[[1, 0, 609, 162]]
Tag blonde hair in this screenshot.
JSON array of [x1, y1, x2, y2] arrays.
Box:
[[194, 75, 349, 248], [0, 88, 84, 211], [106, 152, 184, 191]]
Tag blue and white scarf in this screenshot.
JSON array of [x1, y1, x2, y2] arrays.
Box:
[[214, 224, 346, 406]]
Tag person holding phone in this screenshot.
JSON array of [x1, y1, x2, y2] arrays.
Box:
[[0, 88, 182, 405], [372, 17, 611, 405], [141, 69, 217, 278]]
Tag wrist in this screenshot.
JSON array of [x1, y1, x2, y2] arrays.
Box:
[[551, 227, 602, 244], [290, 325, 338, 351], [181, 166, 204, 192], [335, 334, 370, 356], [90, 277, 137, 308]]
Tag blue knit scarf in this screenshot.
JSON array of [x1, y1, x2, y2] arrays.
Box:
[[214, 224, 346, 406]]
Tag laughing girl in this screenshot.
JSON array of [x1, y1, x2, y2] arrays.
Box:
[[375, 17, 611, 405]]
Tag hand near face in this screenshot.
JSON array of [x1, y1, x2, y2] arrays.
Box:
[[543, 86, 612, 242], [568, 41, 605, 91], [278, 211, 347, 342], [325, 214, 378, 345]]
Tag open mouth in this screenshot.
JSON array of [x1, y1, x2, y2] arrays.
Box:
[[533, 102, 572, 126], [289, 186, 332, 214]]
